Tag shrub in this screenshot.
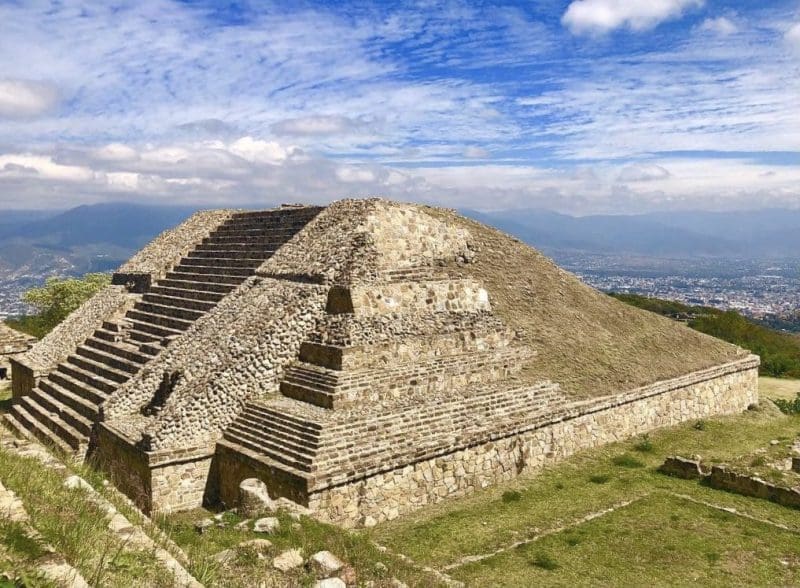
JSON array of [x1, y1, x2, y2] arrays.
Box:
[[589, 474, 611, 484], [749, 455, 767, 467], [530, 552, 559, 570], [694, 420, 707, 431], [773, 394, 800, 415], [612, 454, 645, 468], [633, 434, 654, 453], [501, 490, 522, 503]]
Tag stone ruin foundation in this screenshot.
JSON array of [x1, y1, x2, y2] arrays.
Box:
[[5, 198, 760, 526]]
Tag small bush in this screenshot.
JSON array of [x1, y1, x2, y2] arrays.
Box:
[[633, 435, 654, 453], [530, 552, 559, 570], [589, 473, 611, 484], [554, 482, 564, 490], [501, 490, 522, 503], [694, 420, 707, 431], [612, 454, 645, 468], [773, 394, 800, 415], [750, 455, 767, 467], [565, 535, 581, 546]]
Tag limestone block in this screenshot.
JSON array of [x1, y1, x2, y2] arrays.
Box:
[[238, 478, 273, 517], [272, 548, 304, 571], [253, 516, 280, 534], [314, 579, 346, 588], [309, 550, 345, 576], [63, 475, 93, 491]]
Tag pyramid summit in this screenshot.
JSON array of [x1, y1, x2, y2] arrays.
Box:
[[6, 198, 759, 525]]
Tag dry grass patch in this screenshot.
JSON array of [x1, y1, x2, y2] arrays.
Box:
[[427, 207, 745, 398]]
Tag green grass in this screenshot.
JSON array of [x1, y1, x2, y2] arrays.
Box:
[[0, 442, 177, 587], [372, 392, 800, 576], [158, 507, 443, 587], [452, 493, 800, 587]]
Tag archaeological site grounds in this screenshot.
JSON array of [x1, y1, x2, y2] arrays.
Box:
[[2, 198, 799, 587]]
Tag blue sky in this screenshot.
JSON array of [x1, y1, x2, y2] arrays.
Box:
[[0, 0, 798, 213]]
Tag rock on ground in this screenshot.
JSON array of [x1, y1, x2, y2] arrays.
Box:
[[253, 516, 279, 534], [309, 550, 345, 576], [272, 548, 304, 572], [238, 477, 273, 517], [314, 578, 346, 588]]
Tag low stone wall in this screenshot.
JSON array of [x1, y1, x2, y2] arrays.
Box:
[[708, 466, 800, 508], [113, 210, 234, 292], [93, 424, 154, 513], [12, 285, 133, 396], [306, 356, 758, 526]]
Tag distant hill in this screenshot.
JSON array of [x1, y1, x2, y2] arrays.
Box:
[[0, 203, 200, 276], [463, 208, 800, 259]]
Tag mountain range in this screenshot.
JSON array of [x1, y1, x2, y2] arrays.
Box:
[[0, 203, 799, 279]]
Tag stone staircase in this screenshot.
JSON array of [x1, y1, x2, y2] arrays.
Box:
[[223, 403, 322, 475], [7, 207, 321, 457]]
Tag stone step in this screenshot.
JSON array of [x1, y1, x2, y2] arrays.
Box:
[[75, 345, 142, 375], [85, 336, 155, 363], [279, 381, 334, 409], [172, 262, 254, 277], [39, 379, 102, 421], [128, 328, 169, 345], [226, 421, 316, 459], [236, 413, 320, 446], [134, 301, 205, 323], [224, 427, 314, 472], [185, 249, 271, 261], [126, 310, 193, 333], [283, 365, 338, 388], [193, 242, 279, 254], [219, 219, 310, 231], [19, 395, 86, 451], [51, 366, 114, 400], [29, 387, 93, 436], [67, 354, 131, 385], [127, 319, 184, 341], [217, 439, 310, 480], [147, 285, 225, 303], [179, 256, 263, 268], [166, 269, 248, 283], [245, 404, 323, 433], [142, 292, 216, 312], [209, 227, 299, 239], [93, 328, 119, 343], [202, 235, 294, 246], [228, 209, 320, 222], [159, 276, 239, 291], [10, 403, 74, 455]]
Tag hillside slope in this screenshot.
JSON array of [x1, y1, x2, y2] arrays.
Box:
[[431, 207, 747, 398]]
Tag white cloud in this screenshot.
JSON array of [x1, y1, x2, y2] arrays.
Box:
[[785, 22, 800, 50], [562, 0, 704, 35], [0, 154, 93, 182], [0, 79, 59, 118], [228, 137, 295, 165], [463, 146, 490, 159], [618, 164, 671, 182], [271, 115, 367, 136], [700, 16, 738, 36], [92, 143, 140, 162]]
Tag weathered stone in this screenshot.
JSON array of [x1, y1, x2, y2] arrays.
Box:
[[253, 517, 280, 534], [238, 538, 273, 552], [314, 579, 346, 588], [63, 476, 93, 491], [309, 550, 344, 576], [659, 456, 706, 479], [238, 478, 273, 517], [272, 548, 304, 572], [213, 549, 236, 565], [194, 518, 214, 533]]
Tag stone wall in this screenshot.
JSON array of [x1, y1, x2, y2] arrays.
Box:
[[261, 199, 473, 285], [334, 279, 490, 316], [302, 356, 758, 526], [93, 424, 154, 512], [12, 285, 133, 396], [104, 277, 329, 451], [113, 209, 234, 292]]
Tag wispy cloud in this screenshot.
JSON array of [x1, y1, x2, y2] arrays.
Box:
[[0, 0, 797, 213]]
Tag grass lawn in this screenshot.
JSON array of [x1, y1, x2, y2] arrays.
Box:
[[452, 493, 800, 587], [371, 378, 800, 586], [760, 376, 800, 401]]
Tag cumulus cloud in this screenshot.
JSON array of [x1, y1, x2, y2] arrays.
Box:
[[0, 79, 59, 118], [785, 22, 800, 50], [618, 164, 671, 182], [562, 0, 704, 35], [700, 16, 738, 36]]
